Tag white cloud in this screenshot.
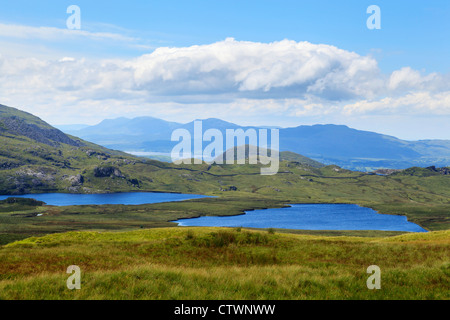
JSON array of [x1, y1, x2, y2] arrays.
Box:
[[0, 38, 449, 126], [0, 23, 138, 42], [129, 38, 384, 100], [388, 67, 444, 92], [342, 91, 450, 115]]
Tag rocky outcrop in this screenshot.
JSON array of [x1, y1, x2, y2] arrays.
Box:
[[15, 168, 56, 182], [426, 166, 450, 175], [4, 168, 57, 193], [67, 174, 84, 186], [219, 186, 238, 192], [85, 150, 110, 160], [128, 178, 140, 187], [93, 166, 124, 178], [0, 161, 22, 170]]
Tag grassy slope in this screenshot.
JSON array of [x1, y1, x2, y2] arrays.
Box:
[[0, 227, 448, 300]]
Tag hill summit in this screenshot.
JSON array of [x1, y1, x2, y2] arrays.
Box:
[[0, 104, 81, 147]]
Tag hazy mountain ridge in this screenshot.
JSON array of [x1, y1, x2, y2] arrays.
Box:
[[64, 116, 450, 171]]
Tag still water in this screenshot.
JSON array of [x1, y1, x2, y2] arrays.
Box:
[[172, 203, 427, 232], [0, 192, 208, 206]]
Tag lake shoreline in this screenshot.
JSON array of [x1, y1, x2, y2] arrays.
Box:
[[172, 203, 428, 233], [0, 192, 433, 233], [0, 192, 211, 207]]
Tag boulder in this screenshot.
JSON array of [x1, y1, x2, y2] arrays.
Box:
[[67, 174, 84, 186], [93, 166, 124, 178]]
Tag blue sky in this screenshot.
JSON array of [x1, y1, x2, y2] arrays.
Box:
[[0, 0, 449, 139], [1, 0, 448, 72]]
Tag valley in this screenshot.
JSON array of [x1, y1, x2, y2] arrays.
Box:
[[0, 104, 449, 300], [1, 0, 449, 304]]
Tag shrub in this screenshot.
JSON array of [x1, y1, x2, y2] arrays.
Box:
[[185, 230, 195, 240], [212, 231, 237, 247]]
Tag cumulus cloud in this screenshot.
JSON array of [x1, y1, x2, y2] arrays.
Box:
[[130, 38, 384, 100], [388, 67, 446, 93], [0, 38, 449, 125]]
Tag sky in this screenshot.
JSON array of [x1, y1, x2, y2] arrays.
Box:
[[0, 0, 449, 140]]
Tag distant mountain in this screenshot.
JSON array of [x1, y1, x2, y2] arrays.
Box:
[[54, 124, 90, 131], [62, 116, 450, 171], [64, 116, 182, 148], [278, 124, 449, 170]]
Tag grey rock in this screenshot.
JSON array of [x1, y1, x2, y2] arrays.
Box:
[[67, 174, 84, 186]]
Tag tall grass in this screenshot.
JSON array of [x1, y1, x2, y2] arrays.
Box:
[[0, 228, 448, 299]]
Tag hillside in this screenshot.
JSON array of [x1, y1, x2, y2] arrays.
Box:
[[0, 105, 151, 194], [0, 104, 81, 148], [63, 116, 450, 171]]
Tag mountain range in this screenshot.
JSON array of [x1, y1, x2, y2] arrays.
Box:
[[60, 116, 450, 171]]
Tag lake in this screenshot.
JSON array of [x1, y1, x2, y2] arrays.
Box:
[[0, 192, 209, 206], [172, 203, 427, 232]]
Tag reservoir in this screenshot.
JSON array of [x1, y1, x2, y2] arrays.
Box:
[[172, 203, 427, 232], [0, 192, 208, 206]]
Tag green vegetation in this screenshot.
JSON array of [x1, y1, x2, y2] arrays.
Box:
[[0, 228, 448, 299], [1, 158, 450, 245]]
